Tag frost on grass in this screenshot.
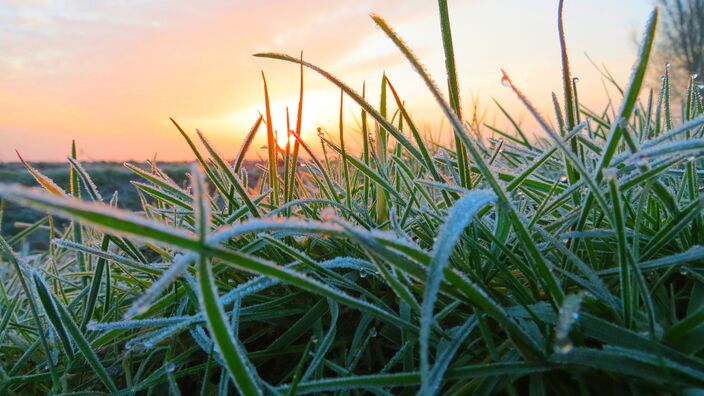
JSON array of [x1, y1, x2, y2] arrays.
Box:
[[2, 3, 704, 394], [125, 253, 197, 319]]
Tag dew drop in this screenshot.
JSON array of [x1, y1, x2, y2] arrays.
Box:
[[572, 77, 580, 83], [311, 336, 318, 344], [559, 175, 568, 183], [572, 312, 580, 321], [369, 327, 378, 337], [500, 75, 510, 87], [559, 342, 573, 354], [165, 363, 176, 373], [359, 271, 367, 279]]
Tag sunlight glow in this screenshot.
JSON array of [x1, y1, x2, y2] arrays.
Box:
[[0, 0, 651, 161], [276, 130, 297, 150]]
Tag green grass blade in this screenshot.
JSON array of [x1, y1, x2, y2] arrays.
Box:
[[234, 116, 263, 173], [34, 271, 118, 392], [261, 72, 280, 207], [420, 190, 496, 393], [31, 271, 75, 360], [191, 166, 262, 396]]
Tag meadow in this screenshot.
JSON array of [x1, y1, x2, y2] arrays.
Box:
[[0, 0, 703, 394]]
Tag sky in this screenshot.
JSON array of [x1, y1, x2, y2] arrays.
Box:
[[0, 0, 654, 162]]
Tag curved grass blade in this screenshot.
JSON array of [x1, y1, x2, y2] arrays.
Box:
[[420, 190, 496, 392], [438, 0, 471, 188], [33, 271, 118, 392], [67, 156, 103, 202], [31, 271, 75, 360], [234, 116, 263, 172], [192, 165, 262, 396], [0, 185, 411, 330], [0, 235, 61, 389], [16, 151, 66, 196]]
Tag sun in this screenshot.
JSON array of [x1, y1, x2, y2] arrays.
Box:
[[276, 131, 298, 150], [265, 90, 333, 150]]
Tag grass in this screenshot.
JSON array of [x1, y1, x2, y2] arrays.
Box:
[[1, 1, 704, 394]]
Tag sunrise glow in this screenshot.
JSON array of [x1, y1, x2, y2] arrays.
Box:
[[0, 0, 651, 162]]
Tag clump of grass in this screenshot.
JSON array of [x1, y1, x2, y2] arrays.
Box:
[[1, 1, 704, 394]]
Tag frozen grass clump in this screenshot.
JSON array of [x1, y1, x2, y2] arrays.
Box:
[[1, 1, 704, 394]]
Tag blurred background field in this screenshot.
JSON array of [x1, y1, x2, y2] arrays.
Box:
[[0, 161, 266, 246]]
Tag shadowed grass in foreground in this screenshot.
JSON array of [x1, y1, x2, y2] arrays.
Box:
[[1, 1, 704, 394]]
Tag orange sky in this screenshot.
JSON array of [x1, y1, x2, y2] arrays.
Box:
[[0, 0, 653, 162]]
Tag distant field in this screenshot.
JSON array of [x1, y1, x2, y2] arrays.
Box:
[[0, 162, 192, 246]]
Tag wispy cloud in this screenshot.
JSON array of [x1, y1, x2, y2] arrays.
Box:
[[0, 0, 651, 161]]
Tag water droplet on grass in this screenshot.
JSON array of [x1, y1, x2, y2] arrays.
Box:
[[558, 342, 573, 354]]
